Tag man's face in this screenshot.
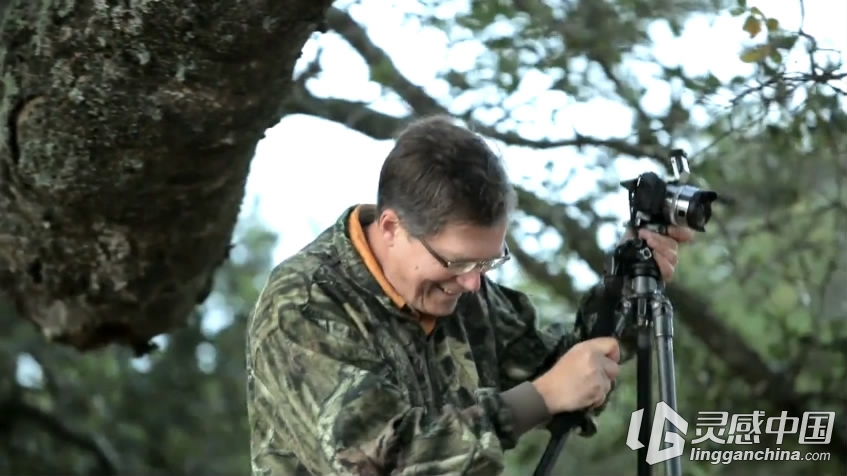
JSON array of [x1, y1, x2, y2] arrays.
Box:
[[379, 210, 509, 317]]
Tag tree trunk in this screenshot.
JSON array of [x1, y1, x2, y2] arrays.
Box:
[[0, 0, 332, 354]]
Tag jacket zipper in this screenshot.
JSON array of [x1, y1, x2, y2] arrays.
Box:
[[418, 322, 441, 415]]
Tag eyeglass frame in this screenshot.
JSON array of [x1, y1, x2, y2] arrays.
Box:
[[417, 237, 511, 275]]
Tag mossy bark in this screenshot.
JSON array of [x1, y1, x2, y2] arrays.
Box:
[[0, 0, 332, 353]]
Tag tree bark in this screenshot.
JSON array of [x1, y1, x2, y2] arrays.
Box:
[[0, 0, 332, 353]]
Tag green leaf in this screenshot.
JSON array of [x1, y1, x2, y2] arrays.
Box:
[[705, 73, 722, 90], [771, 32, 799, 49], [743, 15, 762, 38], [766, 17, 780, 32], [740, 45, 769, 63], [730, 7, 747, 16]]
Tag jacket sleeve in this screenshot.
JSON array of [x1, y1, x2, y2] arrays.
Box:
[[247, 291, 539, 476], [485, 278, 627, 386], [484, 278, 631, 424]]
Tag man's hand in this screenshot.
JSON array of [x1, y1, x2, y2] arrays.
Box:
[[532, 337, 621, 413], [619, 225, 694, 282]]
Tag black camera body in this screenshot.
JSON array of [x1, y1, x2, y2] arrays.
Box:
[[621, 149, 718, 233]]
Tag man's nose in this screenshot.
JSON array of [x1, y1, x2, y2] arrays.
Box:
[[456, 271, 482, 293]]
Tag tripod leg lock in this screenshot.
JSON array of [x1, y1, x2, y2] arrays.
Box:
[[578, 414, 598, 437]]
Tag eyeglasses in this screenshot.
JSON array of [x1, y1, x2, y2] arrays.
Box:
[[418, 238, 511, 275]]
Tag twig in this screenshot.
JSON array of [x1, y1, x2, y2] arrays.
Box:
[[0, 398, 119, 475]]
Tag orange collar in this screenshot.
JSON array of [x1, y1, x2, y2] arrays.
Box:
[[348, 205, 437, 334]]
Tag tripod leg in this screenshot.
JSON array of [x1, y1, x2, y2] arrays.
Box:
[[532, 412, 584, 476], [654, 299, 683, 476], [636, 327, 652, 476]]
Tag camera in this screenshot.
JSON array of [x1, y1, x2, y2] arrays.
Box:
[[620, 149, 718, 232]]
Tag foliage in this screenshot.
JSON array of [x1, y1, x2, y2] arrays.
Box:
[[3, 0, 845, 475]]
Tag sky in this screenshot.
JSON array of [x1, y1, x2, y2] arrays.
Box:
[[240, 0, 845, 285], [14, 0, 845, 382]]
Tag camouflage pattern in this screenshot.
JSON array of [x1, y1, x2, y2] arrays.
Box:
[[246, 205, 628, 476]]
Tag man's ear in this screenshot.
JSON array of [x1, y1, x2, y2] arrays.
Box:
[[377, 208, 403, 244]]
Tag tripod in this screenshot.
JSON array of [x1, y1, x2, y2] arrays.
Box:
[[533, 234, 683, 476]]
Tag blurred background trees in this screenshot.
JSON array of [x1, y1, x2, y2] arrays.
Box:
[[2, 0, 844, 474]]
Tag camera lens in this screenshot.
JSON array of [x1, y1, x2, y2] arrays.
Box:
[[665, 186, 718, 232], [683, 191, 718, 231]]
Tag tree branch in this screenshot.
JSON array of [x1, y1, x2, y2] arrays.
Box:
[[0, 397, 119, 475], [0, 0, 333, 352], [322, 7, 663, 159], [505, 231, 579, 304]]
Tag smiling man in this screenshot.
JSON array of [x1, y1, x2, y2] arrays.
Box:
[[245, 115, 691, 476]]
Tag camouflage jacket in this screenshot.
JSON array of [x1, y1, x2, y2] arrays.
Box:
[[246, 205, 626, 476]]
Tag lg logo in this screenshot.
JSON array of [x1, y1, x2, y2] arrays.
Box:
[[627, 401, 689, 465]]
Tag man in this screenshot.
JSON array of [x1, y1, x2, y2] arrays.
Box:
[[246, 116, 692, 476]]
